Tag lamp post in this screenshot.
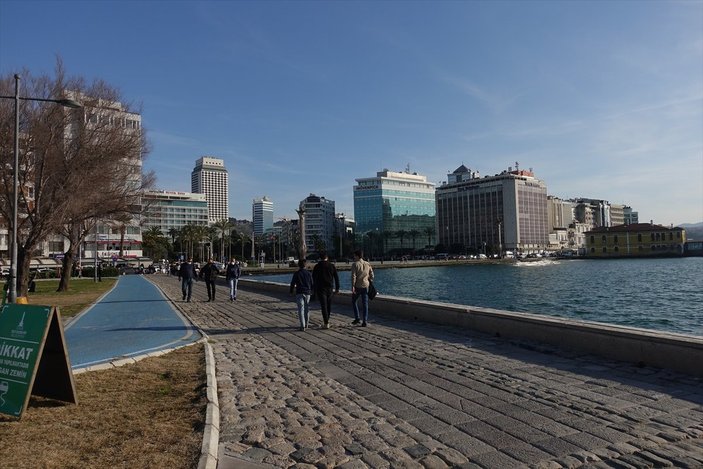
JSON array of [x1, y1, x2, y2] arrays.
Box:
[[1, 74, 81, 303]]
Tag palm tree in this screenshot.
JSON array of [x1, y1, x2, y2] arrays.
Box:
[[204, 226, 218, 260], [409, 229, 420, 254], [142, 227, 168, 259], [424, 226, 435, 250], [395, 230, 408, 254], [213, 219, 234, 261], [381, 230, 393, 258]]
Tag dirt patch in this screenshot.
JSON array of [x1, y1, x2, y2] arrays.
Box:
[[0, 343, 206, 469]]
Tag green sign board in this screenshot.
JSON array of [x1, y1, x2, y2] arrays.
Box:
[[0, 304, 76, 418]]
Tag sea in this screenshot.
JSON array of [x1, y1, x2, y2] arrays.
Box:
[[255, 257, 703, 336]]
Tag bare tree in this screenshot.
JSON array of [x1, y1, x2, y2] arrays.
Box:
[[0, 61, 152, 295]]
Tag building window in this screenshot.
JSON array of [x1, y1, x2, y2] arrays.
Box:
[[590, 247, 595, 253], [614, 235, 618, 244], [651, 233, 655, 241], [602, 247, 607, 253], [677, 232, 681, 239], [614, 246, 619, 252], [601, 235, 606, 242], [638, 234, 642, 242], [590, 235, 595, 243]]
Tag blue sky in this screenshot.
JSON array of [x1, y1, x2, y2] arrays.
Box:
[[1, 0, 702, 225]]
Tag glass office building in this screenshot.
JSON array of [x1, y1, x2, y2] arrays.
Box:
[[353, 170, 435, 255], [252, 196, 274, 235]]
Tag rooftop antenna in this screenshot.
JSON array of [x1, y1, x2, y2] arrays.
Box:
[[515, 161, 520, 171]]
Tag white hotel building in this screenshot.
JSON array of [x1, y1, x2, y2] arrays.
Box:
[[191, 156, 229, 223]]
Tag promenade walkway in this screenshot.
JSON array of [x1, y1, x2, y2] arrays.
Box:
[[148, 275, 703, 468]]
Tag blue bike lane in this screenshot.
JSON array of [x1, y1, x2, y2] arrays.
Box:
[[64, 275, 201, 369]]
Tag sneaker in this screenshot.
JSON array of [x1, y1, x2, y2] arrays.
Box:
[[182, 296, 186, 301], [352, 319, 360, 325], [362, 322, 367, 327], [299, 326, 305, 331], [324, 322, 330, 329]]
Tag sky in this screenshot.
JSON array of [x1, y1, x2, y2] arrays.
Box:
[[1, 0, 702, 225]]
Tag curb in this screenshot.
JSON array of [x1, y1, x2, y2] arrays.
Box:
[[198, 336, 220, 469]]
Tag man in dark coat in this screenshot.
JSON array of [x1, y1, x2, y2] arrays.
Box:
[[200, 259, 220, 302], [178, 258, 196, 302], [312, 251, 340, 329]]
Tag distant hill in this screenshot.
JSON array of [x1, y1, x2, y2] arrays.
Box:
[[679, 222, 703, 241]]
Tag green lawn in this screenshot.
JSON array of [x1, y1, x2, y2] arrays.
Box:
[[27, 278, 117, 317]]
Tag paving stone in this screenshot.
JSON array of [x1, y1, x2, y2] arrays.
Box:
[[147, 277, 703, 469], [419, 454, 449, 469], [404, 444, 432, 459], [468, 450, 522, 468], [242, 446, 273, 463]]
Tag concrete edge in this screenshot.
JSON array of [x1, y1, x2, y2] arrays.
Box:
[[240, 278, 703, 379], [198, 336, 220, 469], [139, 277, 221, 469]]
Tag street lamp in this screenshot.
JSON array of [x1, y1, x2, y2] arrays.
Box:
[[0, 74, 82, 303]]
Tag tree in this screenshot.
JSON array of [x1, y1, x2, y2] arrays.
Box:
[[1, 62, 151, 296], [424, 226, 435, 250], [54, 75, 153, 291], [395, 229, 408, 254], [213, 218, 233, 262], [141, 227, 168, 260], [409, 229, 420, 254], [381, 230, 393, 258]]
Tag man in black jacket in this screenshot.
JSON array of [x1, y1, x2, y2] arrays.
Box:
[[178, 258, 196, 302], [312, 251, 340, 329], [200, 259, 220, 302]]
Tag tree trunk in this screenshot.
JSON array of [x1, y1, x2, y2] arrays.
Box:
[[16, 246, 31, 299], [58, 249, 76, 292]]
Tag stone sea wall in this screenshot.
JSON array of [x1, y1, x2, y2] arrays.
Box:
[[240, 278, 703, 378]]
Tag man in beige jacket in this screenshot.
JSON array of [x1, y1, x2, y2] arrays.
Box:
[[351, 250, 374, 326]]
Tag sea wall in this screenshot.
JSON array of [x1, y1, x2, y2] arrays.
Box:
[[240, 278, 703, 378]]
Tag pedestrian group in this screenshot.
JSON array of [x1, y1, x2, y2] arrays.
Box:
[[174, 250, 375, 331]]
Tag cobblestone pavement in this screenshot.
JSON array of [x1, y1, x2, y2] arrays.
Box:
[[149, 276, 703, 468]]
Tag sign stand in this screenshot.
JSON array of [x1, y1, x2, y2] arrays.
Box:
[[0, 304, 77, 419]]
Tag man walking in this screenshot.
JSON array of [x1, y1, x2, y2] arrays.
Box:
[[351, 250, 374, 327], [290, 259, 314, 331], [200, 259, 221, 302], [226, 258, 241, 301], [178, 258, 196, 302], [312, 251, 339, 329]]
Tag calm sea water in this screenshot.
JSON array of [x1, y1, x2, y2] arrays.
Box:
[[256, 258, 703, 336]]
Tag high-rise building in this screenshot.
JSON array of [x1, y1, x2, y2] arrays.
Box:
[[141, 190, 208, 234], [191, 157, 229, 223], [623, 206, 639, 225], [435, 165, 549, 254], [300, 194, 336, 255], [252, 196, 274, 235], [353, 169, 435, 255]]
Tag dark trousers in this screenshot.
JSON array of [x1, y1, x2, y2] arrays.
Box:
[[205, 280, 216, 300], [317, 288, 333, 324]]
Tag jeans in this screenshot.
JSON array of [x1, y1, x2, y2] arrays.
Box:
[[352, 287, 369, 322], [228, 278, 239, 299], [295, 294, 311, 329], [205, 280, 216, 300], [317, 288, 333, 324], [181, 278, 193, 300]]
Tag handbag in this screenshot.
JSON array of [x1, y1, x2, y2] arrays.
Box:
[[368, 281, 377, 300]]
